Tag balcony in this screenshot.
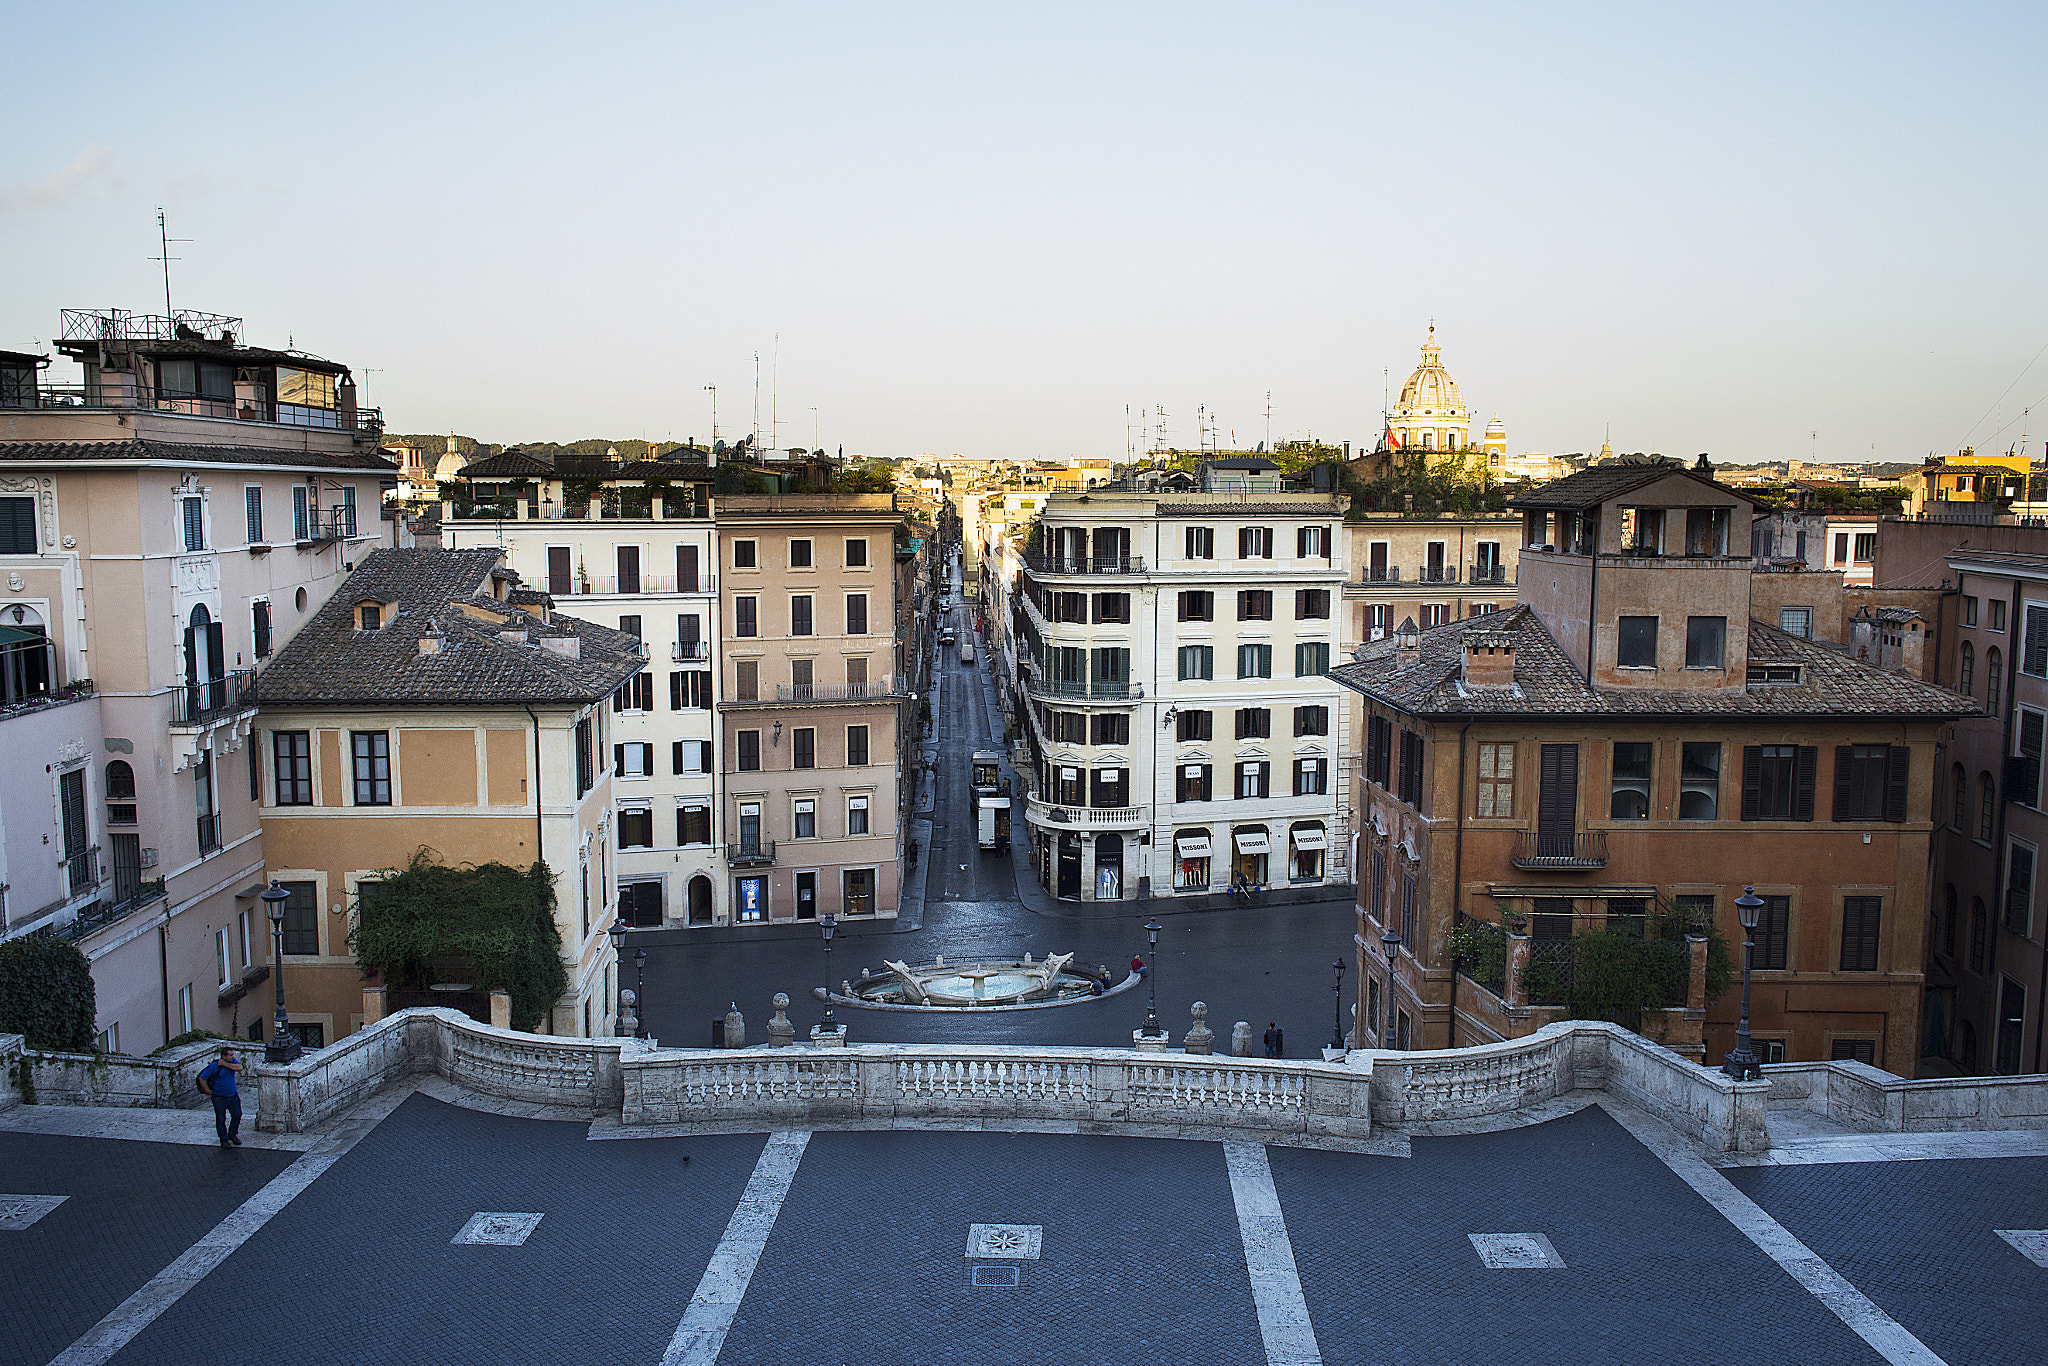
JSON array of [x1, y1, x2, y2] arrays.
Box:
[[1022, 553, 1147, 577], [172, 668, 257, 726], [773, 678, 904, 703], [35, 384, 381, 437], [1362, 567, 1402, 583], [62, 844, 100, 898], [1509, 830, 1608, 870], [1024, 676, 1144, 703], [297, 507, 362, 544], [548, 574, 716, 597], [196, 814, 223, 856], [671, 640, 710, 662], [1024, 795, 1147, 831], [726, 840, 777, 867]]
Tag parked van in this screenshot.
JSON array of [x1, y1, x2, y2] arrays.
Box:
[[959, 640, 976, 664]]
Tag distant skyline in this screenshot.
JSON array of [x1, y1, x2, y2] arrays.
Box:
[[4, 3, 2046, 466]]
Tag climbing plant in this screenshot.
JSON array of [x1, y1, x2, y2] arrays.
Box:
[[0, 936, 97, 1052], [350, 848, 568, 1031]]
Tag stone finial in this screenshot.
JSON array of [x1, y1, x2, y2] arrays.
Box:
[[723, 1002, 746, 1049], [767, 992, 795, 1047], [1231, 1021, 1253, 1057], [617, 989, 638, 1038], [1184, 1001, 1215, 1055]]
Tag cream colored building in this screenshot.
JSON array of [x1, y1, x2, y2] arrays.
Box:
[[1388, 327, 1472, 455]]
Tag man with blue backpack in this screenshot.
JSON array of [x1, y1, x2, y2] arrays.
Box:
[[195, 1045, 243, 1148]]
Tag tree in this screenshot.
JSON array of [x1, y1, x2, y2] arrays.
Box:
[[0, 937, 98, 1052]]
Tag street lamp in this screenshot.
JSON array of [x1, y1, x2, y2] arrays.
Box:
[[1724, 886, 1765, 1081], [607, 919, 629, 1035], [1330, 958, 1347, 1051], [634, 948, 648, 1040], [820, 914, 839, 1029], [260, 879, 300, 1063], [1142, 918, 1163, 1037], [1380, 929, 1402, 1051]]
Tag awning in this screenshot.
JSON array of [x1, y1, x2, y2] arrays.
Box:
[[1291, 826, 1328, 850], [1233, 831, 1271, 855], [1174, 836, 1212, 858]]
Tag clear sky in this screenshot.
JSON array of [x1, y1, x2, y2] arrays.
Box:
[[4, 2, 2045, 465]]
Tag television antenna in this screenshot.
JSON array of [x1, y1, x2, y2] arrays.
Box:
[[149, 207, 191, 323]]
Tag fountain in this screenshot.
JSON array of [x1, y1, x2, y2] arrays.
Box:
[[843, 951, 1115, 1011]]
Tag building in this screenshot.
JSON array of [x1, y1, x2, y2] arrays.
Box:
[[253, 548, 644, 1041], [1013, 473, 1347, 901], [0, 306, 396, 1053], [716, 495, 912, 924], [438, 448, 724, 928], [1386, 327, 1472, 455], [1902, 452, 2030, 515], [1931, 550, 2048, 1076], [1330, 462, 1973, 1071]]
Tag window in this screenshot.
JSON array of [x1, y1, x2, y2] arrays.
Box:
[[1238, 526, 1273, 559], [182, 497, 205, 551], [734, 660, 759, 701], [1833, 532, 1849, 564], [244, 486, 263, 543], [1237, 644, 1272, 679], [1178, 645, 1213, 681], [672, 670, 711, 710], [1992, 599, 2008, 632], [1840, 897, 1882, 972], [1235, 708, 1270, 739], [1610, 742, 1652, 818], [281, 881, 319, 955], [1617, 616, 1657, 668], [291, 486, 311, 542], [1178, 764, 1212, 802], [789, 538, 813, 568], [793, 727, 816, 769], [251, 598, 272, 659], [1997, 978, 2027, 1074], [1179, 591, 1214, 622], [1234, 761, 1270, 799], [737, 731, 761, 772], [1778, 607, 1811, 638], [273, 731, 312, 805], [1295, 589, 1331, 620], [1970, 898, 1987, 971], [846, 594, 868, 635], [1366, 716, 1393, 788], [847, 725, 869, 765], [733, 539, 757, 568], [1293, 705, 1328, 737], [1398, 730, 1424, 806], [1175, 707, 1212, 742], [1051, 592, 1087, 623], [1090, 768, 1129, 807], [1831, 1039, 1878, 1066], [1297, 525, 1331, 559], [576, 717, 595, 796], [615, 742, 652, 777], [843, 868, 874, 917], [1952, 761, 1967, 829], [619, 808, 654, 848], [617, 614, 642, 640], [0, 496, 36, 553], [794, 799, 817, 839], [1679, 742, 1720, 819], [1988, 647, 2003, 711], [2018, 707, 2045, 808], [1093, 593, 1130, 624], [1684, 507, 1728, 556], [1961, 641, 1975, 695], [1853, 533, 1876, 562], [2027, 604, 2048, 677], [616, 547, 641, 594], [844, 537, 869, 567], [1238, 590, 1272, 621], [1186, 526, 1213, 560], [734, 596, 757, 637], [359, 603, 381, 631], [1054, 766, 1086, 804], [1685, 617, 1726, 668], [678, 805, 711, 845], [350, 731, 391, 805], [1742, 745, 1815, 821], [2006, 840, 2035, 935], [1980, 771, 1997, 840], [340, 485, 358, 537], [1832, 744, 1908, 822], [1090, 713, 1129, 745], [1964, 596, 1980, 627], [1477, 742, 1514, 817], [1420, 605, 1449, 628], [1092, 647, 1129, 688], [791, 595, 813, 636], [1050, 710, 1085, 743], [1294, 642, 1330, 677], [1755, 894, 1790, 970], [847, 795, 870, 834], [1293, 758, 1327, 795], [677, 546, 700, 593], [672, 740, 710, 774]]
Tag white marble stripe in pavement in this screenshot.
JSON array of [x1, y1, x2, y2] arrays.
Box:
[[1599, 1100, 1948, 1366], [48, 1080, 418, 1366], [1223, 1142, 1324, 1366], [660, 1129, 811, 1366]]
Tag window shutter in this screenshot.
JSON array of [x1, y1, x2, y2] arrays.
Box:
[[672, 741, 684, 774], [2027, 605, 2048, 676], [2020, 710, 2045, 807], [1741, 745, 1762, 821], [1794, 746, 1818, 821], [1296, 526, 1309, 558], [1884, 746, 1911, 823], [670, 673, 683, 710], [1832, 745, 1854, 822], [1258, 762, 1270, 798]]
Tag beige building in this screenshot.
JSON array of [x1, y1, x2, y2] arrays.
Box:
[[254, 548, 644, 1040], [0, 308, 394, 1054], [717, 495, 910, 923]]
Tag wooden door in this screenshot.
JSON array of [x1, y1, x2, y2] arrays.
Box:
[[1537, 744, 1579, 857]]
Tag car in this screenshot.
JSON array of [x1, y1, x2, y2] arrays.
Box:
[[941, 628, 957, 646]]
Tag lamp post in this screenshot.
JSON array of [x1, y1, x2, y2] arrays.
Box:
[[1380, 929, 1402, 1050], [820, 914, 839, 1029], [634, 948, 648, 1040], [1142, 918, 1163, 1037], [260, 880, 300, 1063], [1330, 958, 1347, 1051], [1724, 886, 1764, 1081], [607, 919, 629, 1036]]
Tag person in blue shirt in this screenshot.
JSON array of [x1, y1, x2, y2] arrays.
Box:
[[196, 1046, 243, 1147]]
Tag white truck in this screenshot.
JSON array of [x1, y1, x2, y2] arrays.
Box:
[[971, 750, 1010, 852], [959, 639, 976, 664]]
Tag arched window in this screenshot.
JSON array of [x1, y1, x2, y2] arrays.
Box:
[[1987, 647, 2002, 711], [1980, 772, 1997, 841], [1953, 762, 1967, 829], [1960, 641, 1975, 696], [1943, 884, 1957, 958], [105, 760, 135, 800]]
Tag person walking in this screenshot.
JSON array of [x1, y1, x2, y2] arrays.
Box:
[[1262, 1021, 1284, 1058], [196, 1045, 243, 1147]]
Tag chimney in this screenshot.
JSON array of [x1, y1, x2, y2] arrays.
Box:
[[539, 635, 582, 660], [418, 632, 443, 656], [1393, 617, 1422, 671], [1461, 629, 1516, 688], [497, 629, 527, 646]]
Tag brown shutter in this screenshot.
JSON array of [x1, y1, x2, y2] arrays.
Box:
[[1885, 746, 1911, 822], [1794, 746, 1818, 821], [1741, 746, 1762, 821], [1832, 745, 1854, 822]]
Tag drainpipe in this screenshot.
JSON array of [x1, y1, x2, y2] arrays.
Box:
[[522, 703, 545, 866], [158, 921, 171, 1047], [1583, 512, 1598, 685], [1448, 717, 1472, 1049]]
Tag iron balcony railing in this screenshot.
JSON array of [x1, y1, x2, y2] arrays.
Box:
[[1022, 552, 1147, 576], [672, 640, 709, 662], [774, 677, 903, 702], [726, 839, 776, 867], [172, 668, 257, 726], [63, 844, 100, 897], [1416, 566, 1459, 584], [295, 507, 360, 542], [550, 574, 716, 597], [34, 384, 381, 435], [1509, 830, 1608, 870], [1363, 567, 1402, 582], [196, 814, 223, 856], [55, 877, 168, 942], [1026, 677, 1143, 702]]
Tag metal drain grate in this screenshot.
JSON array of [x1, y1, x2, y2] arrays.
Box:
[[970, 1264, 1021, 1288]]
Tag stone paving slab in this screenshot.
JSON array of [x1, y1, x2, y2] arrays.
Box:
[[0, 1132, 295, 1366]]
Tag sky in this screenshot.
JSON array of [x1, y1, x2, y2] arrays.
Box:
[[4, 2, 2046, 466]]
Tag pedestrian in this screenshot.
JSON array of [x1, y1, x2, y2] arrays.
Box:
[[1131, 953, 1146, 980], [196, 1045, 243, 1148], [1090, 974, 1105, 997], [1263, 1021, 1284, 1058]]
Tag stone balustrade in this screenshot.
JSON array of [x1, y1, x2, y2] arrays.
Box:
[[1, 1034, 240, 1111], [1764, 1059, 2048, 1133]]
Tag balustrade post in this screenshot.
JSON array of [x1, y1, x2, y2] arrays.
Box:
[[1506, 930, 1531, 1010]]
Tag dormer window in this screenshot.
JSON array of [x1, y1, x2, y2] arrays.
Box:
[[1747, 663, 1801, 685], [1684, 508, 1729, 556], [359, 603, 382, 631]]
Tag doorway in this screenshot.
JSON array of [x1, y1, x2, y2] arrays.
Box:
[[687, 875, 712, 926], [1095, 833, 1123, 900], [795, 871, 817, 920], [1057, 834, 1082, 900], [734, 876, 766, 922], [1536, 744, 1580, 857]]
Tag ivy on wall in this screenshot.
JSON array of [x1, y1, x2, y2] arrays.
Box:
[[0, 937, 98, 1052]]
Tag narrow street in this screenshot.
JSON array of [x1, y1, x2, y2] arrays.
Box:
[[637, 548, 1359, 1054]]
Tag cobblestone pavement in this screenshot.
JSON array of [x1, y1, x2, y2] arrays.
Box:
[[10, 1090, 2048, 1366]]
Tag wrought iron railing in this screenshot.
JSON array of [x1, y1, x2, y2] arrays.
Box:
[[196, 814, 222, 856], [35, 383, 380, 434], [1022, 553, 1147, 576], [63, 845, 99, 897], [1509, 830, 1607, 869], [1025, 677, 1143, 701], [172, 668, 257, 725], [56, 877, 167, 942], [774, 678, 903, 702], [1362, 567, 1401, 582], [726, 839, 776, 866], [551, 574, 714, 597], [671, 640, 709, 661]]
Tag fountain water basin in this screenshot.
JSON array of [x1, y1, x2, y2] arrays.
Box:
[[842, 952, 1116, 1011]]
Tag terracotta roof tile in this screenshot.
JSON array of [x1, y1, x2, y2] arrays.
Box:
[[0, 437, 395, 473]]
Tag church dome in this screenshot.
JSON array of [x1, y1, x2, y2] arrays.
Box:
[[1484, 414, 1505, 437], [1395, 327, 1467, 419]]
